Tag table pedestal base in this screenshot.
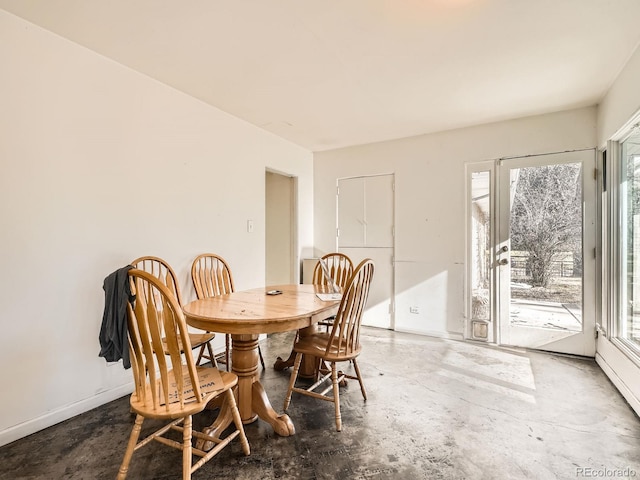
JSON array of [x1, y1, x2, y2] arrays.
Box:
[[199, 334, 294, 450]]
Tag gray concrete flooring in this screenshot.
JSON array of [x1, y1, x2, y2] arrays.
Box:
[[1, 328, 639, 480]]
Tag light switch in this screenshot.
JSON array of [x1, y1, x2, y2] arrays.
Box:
[[247, 220, 254, 233]]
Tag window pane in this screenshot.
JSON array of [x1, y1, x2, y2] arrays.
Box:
[[471, 171, 491, 323], [509, 163, 583, 331], [620, 132, 640, 349]]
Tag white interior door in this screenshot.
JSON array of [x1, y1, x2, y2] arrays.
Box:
[[338, 174, 394, 329], [497, 150, 596, 356]]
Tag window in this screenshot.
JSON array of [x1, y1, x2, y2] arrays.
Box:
[[618, 129, 640, 351]]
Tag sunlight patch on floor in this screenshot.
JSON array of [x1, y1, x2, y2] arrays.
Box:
[[437, 344, 537, 404]]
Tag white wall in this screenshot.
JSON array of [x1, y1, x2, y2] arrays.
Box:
[[598, 43, 640, 145], [595, 44, 640, 415], [314, 107, 597, 338], [0, 11, 313, 446]]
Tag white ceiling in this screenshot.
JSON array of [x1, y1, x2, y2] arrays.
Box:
[[3, 0, 640, 152]]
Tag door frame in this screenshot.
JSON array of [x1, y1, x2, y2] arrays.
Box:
[[464, 160, 496, 343], [465, 150, 597, 356]]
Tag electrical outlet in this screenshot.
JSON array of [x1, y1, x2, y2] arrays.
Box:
[[409, 306, 420, 314]]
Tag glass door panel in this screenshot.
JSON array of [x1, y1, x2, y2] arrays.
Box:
[[498, 151, 596, 356], [469, 169, 492, 341], [509, 162, 583, 332]]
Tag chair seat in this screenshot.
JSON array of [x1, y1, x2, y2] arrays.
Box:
[[161, 332, 215, 354], [185, 332, 215, 348], [293, 333, 361, 362], [130, 367, 237, 419]]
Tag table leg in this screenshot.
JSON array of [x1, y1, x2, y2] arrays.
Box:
[[198, 391, 234, 451], [273, 326, 319, 378], [234, 334, 295, 436], [252, 381, 295, 436], [273, 338, 297, 371]]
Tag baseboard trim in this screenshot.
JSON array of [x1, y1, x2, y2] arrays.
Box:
[[393, 327, 465, 341], [596, 352, 640, 417], [0, 382, 133, 448]]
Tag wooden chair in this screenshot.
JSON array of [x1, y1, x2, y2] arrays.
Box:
[[273, 253, 354, 374], [117, 269, 249, 479], [191, 253, 265, 371], [283, 258, 374, 431], [131, 256, 217, 367], [313, 253, 354, 332]]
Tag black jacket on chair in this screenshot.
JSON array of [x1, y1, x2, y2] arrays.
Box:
[[99, 265, 134, 369]]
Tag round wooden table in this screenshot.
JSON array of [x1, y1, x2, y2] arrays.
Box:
[[183, 284, 339, 439]]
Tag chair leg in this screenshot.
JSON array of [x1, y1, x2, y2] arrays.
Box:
[[283, 353, 303, 410], [182, 415, 193, 480], [195, 344, 206, 366], [226, 389, 251, 455], [225, 334, 231, 372], [206, 341, 217, 368], [331, 362, 342, 432], [317, 359, 329, 379], [258, 345, 266, 370], [351, 358, 367, 401], [117, 414, 144, 480]]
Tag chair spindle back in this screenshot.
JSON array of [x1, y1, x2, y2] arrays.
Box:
[[326, 258, 375, 358], [127, 269, 201, 412], [191, 254, 235, 299], [312, 253, 354, 291], [130, 256, 184, 307]]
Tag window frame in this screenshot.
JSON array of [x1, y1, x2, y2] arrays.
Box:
[[607, 129, 640, 364]]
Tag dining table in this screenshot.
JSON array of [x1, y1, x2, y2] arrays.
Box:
[[182, 283, 340, 441]]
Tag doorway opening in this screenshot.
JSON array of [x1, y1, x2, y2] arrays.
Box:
[[265, 170, 297, 286]]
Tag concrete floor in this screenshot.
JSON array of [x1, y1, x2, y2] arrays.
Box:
[[1, 328, 639, 480]]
